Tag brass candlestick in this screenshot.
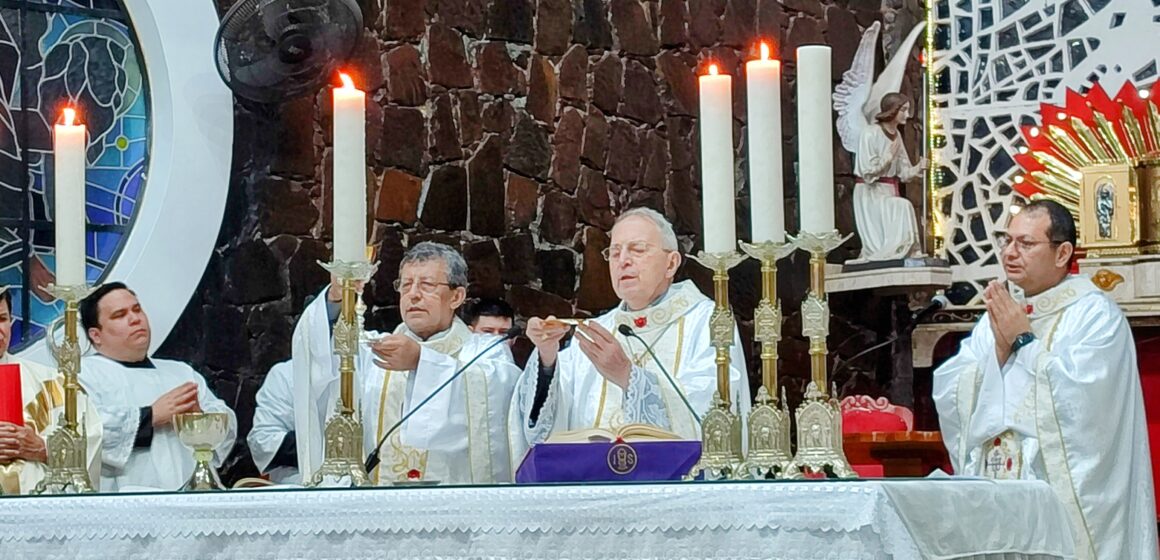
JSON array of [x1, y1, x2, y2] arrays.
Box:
[[789, 231, 856, 478], [686, 250, 747, 480], [33, 284, 94, 495], [308, 259, 377, 487], [737, 241, 800, 479]]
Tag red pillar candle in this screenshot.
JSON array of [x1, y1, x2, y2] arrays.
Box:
[[0, 364, 23, 426]]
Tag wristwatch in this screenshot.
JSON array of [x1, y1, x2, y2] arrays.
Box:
[[1010, 331, 1037, 354]]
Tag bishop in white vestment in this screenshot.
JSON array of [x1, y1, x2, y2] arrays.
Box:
[[293, 242, 520, 484], [0, 287, 102, 494], [248, 360, 300, 483], [933, 201, 1158, 559], [77, 283, 237, 491], [511, 209, 751, 461]]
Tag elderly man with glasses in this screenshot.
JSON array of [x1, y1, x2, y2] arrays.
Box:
[[290, 242, 520, 485], [509, 208, 750, 460], [933, 199, 1157, 559]]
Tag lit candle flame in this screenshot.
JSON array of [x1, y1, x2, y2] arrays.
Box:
[[1018, 146, 1028, 154], [338, 73, 355, 90], [760, 42, 770, 61], [1141, 89, 1151, 100], [1056, 111, 1067, 121], [62, 107, 77, 126], [1014, 175, 1025, 184], [708, 63, 719, 76], [1029, 126, 1040, 137]]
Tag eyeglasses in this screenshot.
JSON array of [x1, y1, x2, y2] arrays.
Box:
[[994, 232, 1064, 253], [601, 241, 671, 262], [392, 279, 456, 295]]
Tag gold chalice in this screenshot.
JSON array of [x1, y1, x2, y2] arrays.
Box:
[[175, 412, 229, 491]]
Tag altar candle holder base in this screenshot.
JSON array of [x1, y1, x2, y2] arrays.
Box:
[[32, 283, 95, 495], [792, 382, 856, 479], [685, 250, 747, 480], [737, 241, 799, 479], [308, 260, 377, 488], [741, 386, 800, 479], [788, 231, 857, 479]]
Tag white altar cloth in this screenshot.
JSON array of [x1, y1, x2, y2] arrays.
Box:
[[0, 479, 1075, 560]]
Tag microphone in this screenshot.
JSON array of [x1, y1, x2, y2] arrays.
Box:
[[616, 324, 701, 425], [911, 294, 950, 322], [832, 294, 950, 379], [364, 326, 523, 474]]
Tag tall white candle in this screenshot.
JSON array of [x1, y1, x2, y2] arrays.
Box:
[[332, 73, 367, 263], [747, 43, 785, 243], [53, 107, 86, 287], [796, 45, 835, 234], [699, 64, 737, 254]]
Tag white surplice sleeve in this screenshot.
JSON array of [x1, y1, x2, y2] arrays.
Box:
[[248, 361, 295, 473], [79, 362, 142, 472], [931, 317, 1002, 472]]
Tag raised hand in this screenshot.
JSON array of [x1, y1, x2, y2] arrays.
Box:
[[151, 382, 200, 427], [371, 334, 422, 371], [575, 322, 632, 389], [526, 316, 573, 368]]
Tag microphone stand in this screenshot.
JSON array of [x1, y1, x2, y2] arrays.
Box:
[[617, 325, 701, 425]]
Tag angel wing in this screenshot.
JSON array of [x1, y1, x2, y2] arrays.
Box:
[[864, 22, 927, 125], [833, 21, 881, 154]]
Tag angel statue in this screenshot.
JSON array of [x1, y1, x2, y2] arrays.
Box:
[[834, 22, 929, 263]]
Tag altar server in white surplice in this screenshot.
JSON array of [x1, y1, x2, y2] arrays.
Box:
[[933, 200, 1158, 560], [248, 360, 300, 484], [78, 283, 237, 492], [293, 242, 520, 485], [511, 208, 750, 462], [0, 287, 101, 494]]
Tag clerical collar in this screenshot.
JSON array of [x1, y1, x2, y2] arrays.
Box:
[[111, 356, 156, 369]]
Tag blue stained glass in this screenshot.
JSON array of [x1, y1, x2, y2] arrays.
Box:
[[0, 2, 148, 352]]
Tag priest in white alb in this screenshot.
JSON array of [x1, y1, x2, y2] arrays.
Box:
[[248, 359, 300, 483], [933, 200, 1158, 559], [0, 286, 101, 494], [510, 208, 751, 461], [292, 242, 520, 485], [78, 283, 237, 491]]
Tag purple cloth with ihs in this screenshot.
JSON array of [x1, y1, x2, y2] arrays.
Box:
[[515, 441, 702, 483]]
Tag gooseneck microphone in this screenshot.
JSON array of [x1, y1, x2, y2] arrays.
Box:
[[616, 324, 702, 426], [364, 326, 523, 474]]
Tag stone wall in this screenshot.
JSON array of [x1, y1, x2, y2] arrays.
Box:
[[158, 0, 925, 482]]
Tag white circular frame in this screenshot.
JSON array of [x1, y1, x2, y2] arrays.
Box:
[[19, 0, 232, 361]]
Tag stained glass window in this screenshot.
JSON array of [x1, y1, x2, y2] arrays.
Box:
[[0, 1, 148, 351]]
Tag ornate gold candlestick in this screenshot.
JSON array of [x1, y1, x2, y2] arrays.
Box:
[[33, 284, 94, 495], [738, 241, 800, 479], [686, 250, 747, 480], [308, 259, 376, 487], [789, 231, 856, 478]]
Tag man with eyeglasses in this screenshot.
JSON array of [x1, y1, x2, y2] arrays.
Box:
[[291, 242, 520, 485], [933, 199, 1157, 559], [509, 208, 750, 459]]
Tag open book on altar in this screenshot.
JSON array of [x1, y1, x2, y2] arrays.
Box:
[[545, 424, 682, 444]]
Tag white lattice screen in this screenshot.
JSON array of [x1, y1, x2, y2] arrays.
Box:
[[931, 0, 1160, 304]]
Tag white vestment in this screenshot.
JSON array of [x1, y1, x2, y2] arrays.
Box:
[[292, 290, 520, 485], [79, 355, 237, 492], [248, 360, 299, 484], [853, 125, 923, 261], [508, 280, 752, 464], [0, 353, 101, 494], [933, 275, 1158, 560]]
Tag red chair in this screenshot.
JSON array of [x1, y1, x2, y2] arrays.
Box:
[[840, 396, 911, 477]]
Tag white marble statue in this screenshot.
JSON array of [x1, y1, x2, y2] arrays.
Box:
[[834, 21, 929, 262]]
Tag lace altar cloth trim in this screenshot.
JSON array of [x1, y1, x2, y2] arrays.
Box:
[[0, 480, 1072, 560]]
